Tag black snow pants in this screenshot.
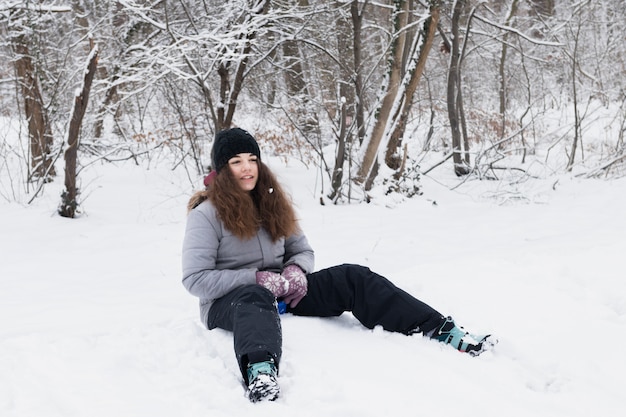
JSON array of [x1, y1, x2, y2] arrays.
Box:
[[207, 263, 445, 383]]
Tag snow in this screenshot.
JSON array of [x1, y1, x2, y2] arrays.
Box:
[[1, 156, 625, 417]]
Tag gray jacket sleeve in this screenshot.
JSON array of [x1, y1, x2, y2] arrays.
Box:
[[181, 205, 256, 302], [283, 232, 315, 274]]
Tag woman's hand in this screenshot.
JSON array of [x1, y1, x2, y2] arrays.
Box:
[[281, 264, 308, 307], [256, 271, 290, 298]]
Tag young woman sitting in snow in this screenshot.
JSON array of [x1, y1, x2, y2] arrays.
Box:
[[182, 127, 495, 403]]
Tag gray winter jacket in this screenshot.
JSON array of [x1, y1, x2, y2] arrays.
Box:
[[182, 200, 315, 326]]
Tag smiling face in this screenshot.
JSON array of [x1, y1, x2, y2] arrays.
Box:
[[227, 153, 259, 191]]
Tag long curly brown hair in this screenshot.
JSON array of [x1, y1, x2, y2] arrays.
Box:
[[186, 161, 299, 241]]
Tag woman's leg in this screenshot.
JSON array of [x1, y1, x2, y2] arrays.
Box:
[[289, 264, 445, 335], [208, 284, 282, 383]]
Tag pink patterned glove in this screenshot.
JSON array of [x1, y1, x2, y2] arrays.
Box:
[[256, 271, 290, 298], [282, 264, 308, 307]]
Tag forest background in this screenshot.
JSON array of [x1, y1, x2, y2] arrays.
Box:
[[2, 3, 626, 415], [1, 0, 625, 212]]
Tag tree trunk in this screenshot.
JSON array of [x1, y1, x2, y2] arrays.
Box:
[[355, 0, 409, 184], [329, 100, 348, 201], [282, 34, 320, 133], [498, 0, 520, 139], [59, 42, 99, 218], [12, 37, 56, 180], [328, 1, 358, 201], [385, 2, 440, 175], [351, 0, 366, 143], [447, 0, 470, 176], [566, 22, 582, 172]]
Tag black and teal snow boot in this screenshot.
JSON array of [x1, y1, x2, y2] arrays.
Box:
[[433, 317, 496, 356], [246, 359, 280, 402]]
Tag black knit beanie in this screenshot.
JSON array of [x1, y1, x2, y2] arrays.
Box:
[[211, 128, 261, 172]]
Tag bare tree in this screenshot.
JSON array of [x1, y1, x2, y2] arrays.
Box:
[[59, 40, 99, 218], [445, 0, 471, 176], [355, 0, 439, 188], [355, 0, 411, 186], [497, 0, 520, 138], [4, 4, 71, 181], [351, 0, 366, 144], [385, 1, 440, 179], [328, 2, 356, 201], [565, 14, 583, 172]]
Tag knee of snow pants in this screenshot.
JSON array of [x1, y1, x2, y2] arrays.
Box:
[[207, 284, 282, 383], [290, 263, 444, 335]]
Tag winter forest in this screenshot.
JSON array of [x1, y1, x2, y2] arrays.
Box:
[[1, 0, 625, 211], [2, 1, 626, 415]]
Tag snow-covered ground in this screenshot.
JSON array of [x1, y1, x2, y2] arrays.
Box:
[[1, 155, 625, 417]]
